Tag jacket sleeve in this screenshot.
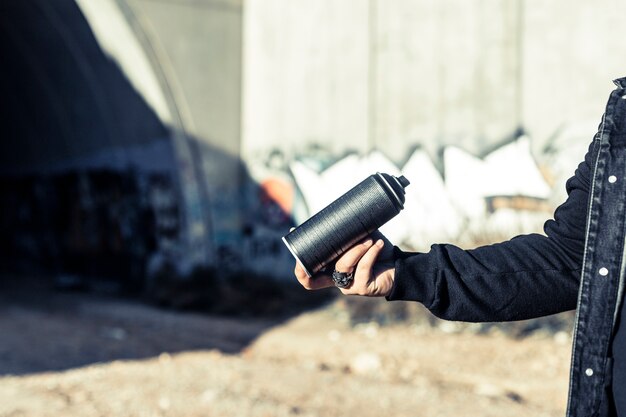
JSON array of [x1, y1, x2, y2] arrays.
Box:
[[386, 139, 598, 322]]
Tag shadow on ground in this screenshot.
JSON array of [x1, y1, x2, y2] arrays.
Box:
[[0, 275, 334, 376]]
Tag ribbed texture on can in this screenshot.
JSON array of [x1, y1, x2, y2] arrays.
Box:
[[283, 173, 408, 276]]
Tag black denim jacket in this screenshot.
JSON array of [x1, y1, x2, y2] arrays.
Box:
[[388, 78, 626, 417]]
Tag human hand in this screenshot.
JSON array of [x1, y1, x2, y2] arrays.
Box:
[[293, 230, 395, 297]]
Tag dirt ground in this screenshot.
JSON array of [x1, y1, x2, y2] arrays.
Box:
[[0, 285, 573, 417]]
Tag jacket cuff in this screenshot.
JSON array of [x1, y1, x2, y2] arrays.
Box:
[[385, 246, 436, 306]]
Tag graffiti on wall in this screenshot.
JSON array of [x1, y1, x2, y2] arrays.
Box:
[[247, 129, 592, 274]]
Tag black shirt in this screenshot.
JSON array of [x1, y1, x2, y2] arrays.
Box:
[[613, 292, 626, 416]]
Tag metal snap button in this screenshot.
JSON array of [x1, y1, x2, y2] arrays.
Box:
[[609, 175, 617, 183], [599, 267, 609, 276], [585, 368, 594, 376]]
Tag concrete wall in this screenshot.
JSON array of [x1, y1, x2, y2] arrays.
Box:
[[241, 0, 626, 279], [522, 0, 625, 142], [124, 0, 244, 267], [0, 0, 171, 174], [0, 0, 246, 284], [243, 0, 625, 162], [77, 0, 246, 271]]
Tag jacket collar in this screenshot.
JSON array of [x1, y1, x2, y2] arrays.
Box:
[[613, 77, 626, 88]]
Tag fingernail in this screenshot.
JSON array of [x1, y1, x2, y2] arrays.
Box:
[[376, 239, 384, 247], [364, 238, 374, 247]]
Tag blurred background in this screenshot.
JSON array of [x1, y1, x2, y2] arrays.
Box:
[[0, 0, 624, 416]]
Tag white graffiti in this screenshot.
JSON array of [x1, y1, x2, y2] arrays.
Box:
[[290, 136, 556, 250]]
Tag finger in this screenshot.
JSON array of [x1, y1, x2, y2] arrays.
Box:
[[294, 262, 334, 290], [341, 240, 384, 295], [369, 230, 394, 261], [334, 238, 374, 272], [354, 239, 384, 280]]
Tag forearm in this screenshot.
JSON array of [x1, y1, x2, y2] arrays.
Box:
[[388, 234, 581, 322], [387, 138, 598, 322]]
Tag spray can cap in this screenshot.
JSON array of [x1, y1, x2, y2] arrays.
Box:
[[376, 173, 410, 209]]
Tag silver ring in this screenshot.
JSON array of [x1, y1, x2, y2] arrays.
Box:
[[332, 269, 354, 288]]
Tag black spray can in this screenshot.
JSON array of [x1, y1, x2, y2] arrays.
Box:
[[282, 172, 410, 277]]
